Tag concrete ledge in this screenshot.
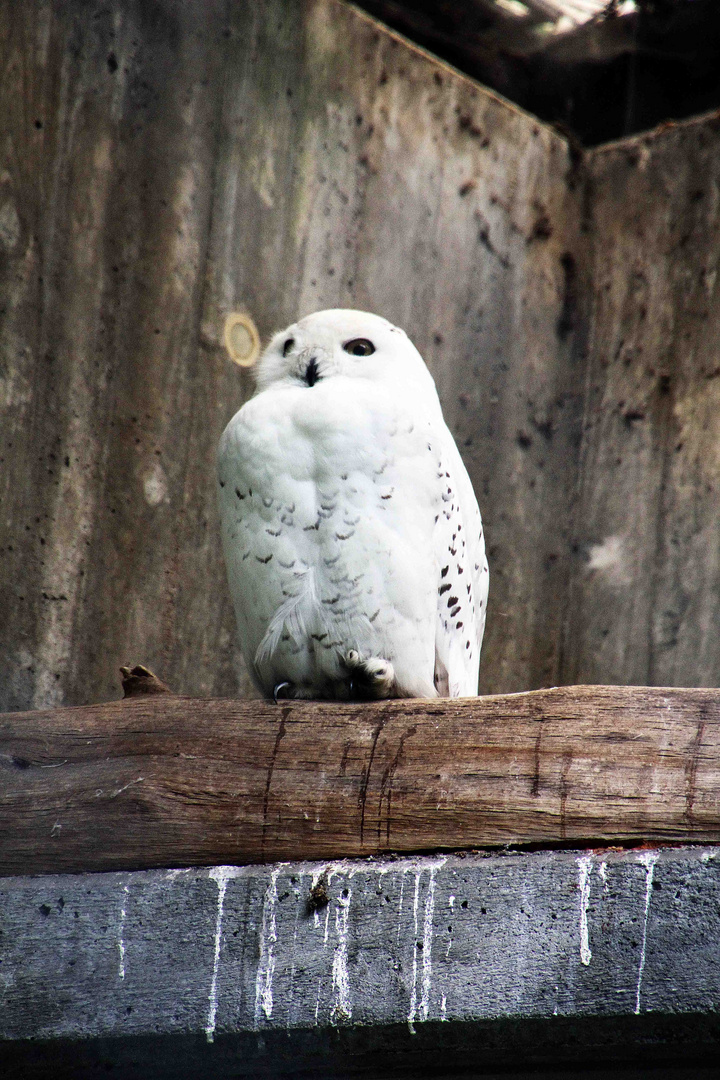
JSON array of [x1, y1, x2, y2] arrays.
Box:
[[3, 848, 720, 1075]]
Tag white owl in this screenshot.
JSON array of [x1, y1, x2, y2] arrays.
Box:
[[217, 309, 488, 700]]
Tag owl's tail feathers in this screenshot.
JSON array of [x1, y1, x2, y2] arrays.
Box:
[[342, 650, 395, 700], [255, 597, 303, 670], [254, 569, 327, 671]]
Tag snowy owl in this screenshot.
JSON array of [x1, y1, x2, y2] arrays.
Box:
[[217, 309, 488, 700]]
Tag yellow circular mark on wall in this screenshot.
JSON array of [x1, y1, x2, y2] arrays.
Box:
[[224, 312, 260, 368]]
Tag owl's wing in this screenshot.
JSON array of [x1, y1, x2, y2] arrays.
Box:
[[432, 422, 488, 697]]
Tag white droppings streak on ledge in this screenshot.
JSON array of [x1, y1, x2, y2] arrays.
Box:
[[162, 868, 196, 881], [314, 976, 322, 1024], [420, 859, 445, 1021], [634, 852, 659, 1015], [407, 870, 422, 1033], [408, 856, 447, 1031], [577, 855, 593, 966], [254, 866, 283, 1027], [396, 869, 407, 947], [322, 863, 347, 945], [330, 888, 352, 1023], [117, 881, 130, 980], [205, 866, 242, 1043]]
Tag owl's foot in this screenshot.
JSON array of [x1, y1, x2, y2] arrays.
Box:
[[342, 650, 396, 700]]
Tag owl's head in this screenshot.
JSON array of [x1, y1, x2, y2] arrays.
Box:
[[254, 309, 437, 397]]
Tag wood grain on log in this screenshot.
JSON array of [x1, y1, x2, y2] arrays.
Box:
[[1, 685, 719, 875]]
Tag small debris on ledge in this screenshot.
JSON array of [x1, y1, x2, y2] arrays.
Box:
[[120, 664, 174, 698]]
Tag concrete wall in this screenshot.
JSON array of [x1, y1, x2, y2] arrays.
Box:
[[2, 0, 719, 709], [562, 115, 720, 688]]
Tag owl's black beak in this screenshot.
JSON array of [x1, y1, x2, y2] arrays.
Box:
[[304, 357, 320, 387]]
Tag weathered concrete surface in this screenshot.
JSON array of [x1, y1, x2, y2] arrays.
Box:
[[0, 0, 585, 709], [2, 847, 720, 1062], [3, 0, 720, 713], [562, 113, 720, 690], [0, 0, 242, 709]]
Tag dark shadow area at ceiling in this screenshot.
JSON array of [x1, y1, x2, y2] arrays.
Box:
[[353, 0, 720, 147]]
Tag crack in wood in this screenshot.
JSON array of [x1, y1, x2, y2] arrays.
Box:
[[261, 708, 290, 857], [532, 722, 544, 797], [560, 751, 573, 839], [376, 723, 418, 846], [685, 710, 707, 826], [358, 710, 390, 846]]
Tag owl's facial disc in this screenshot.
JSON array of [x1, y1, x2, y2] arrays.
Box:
[[255, 310, 432, 395]]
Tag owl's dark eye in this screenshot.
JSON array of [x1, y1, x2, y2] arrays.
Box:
[[343, 338, 375, 356], [282, 338, 295, 357]]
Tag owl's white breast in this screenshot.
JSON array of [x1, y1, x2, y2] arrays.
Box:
[[218, 376, 443, 697]]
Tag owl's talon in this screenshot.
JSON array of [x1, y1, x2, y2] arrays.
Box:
[[273, 681, 292, 703]]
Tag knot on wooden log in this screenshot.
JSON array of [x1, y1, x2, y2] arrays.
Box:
[[120, 665, 173, 698]]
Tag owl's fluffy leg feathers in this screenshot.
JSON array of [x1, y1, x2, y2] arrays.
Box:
[[342, 650, 396, 700]]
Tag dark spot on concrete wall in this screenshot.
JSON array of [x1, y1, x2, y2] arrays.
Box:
[[557, 252, 578, 341]]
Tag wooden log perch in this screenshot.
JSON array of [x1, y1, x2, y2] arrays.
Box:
[[1, 685, 719, 875]]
